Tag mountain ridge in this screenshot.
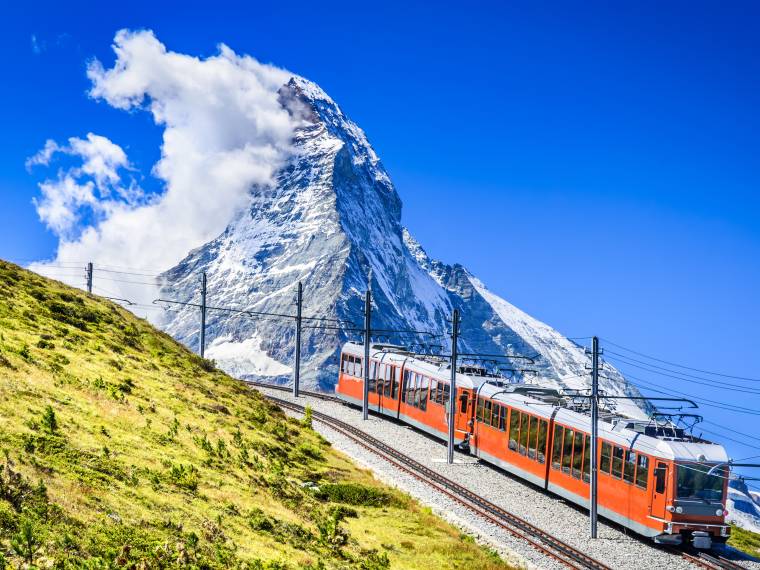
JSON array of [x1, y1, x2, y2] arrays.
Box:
[[159, 75, 646, 419]]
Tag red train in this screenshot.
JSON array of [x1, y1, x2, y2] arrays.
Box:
[[336, 342, 731, 549]]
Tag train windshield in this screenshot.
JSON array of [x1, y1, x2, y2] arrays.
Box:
[[676, 463, 726, 502]]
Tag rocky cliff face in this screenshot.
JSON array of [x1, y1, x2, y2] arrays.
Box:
[[158, 76, 645, 418]]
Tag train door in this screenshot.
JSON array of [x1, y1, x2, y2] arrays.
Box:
[[650, 461, 669, 518], [455, 389, 471, 433]]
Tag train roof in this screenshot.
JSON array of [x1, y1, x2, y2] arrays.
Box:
[[486, 385, 728, 463], [341, 342, 728, 463]]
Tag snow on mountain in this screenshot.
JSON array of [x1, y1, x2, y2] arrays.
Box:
[[157, 75, 645, 419], [728, 478, 760, 534]]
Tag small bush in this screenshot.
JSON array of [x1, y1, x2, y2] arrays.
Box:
[[18, 344, 32, 361], [302, 405, 313, 429], [41, 405, 58, 434], [36, 338, 55, 349], [314, 483, 393, 507], [168, 464, 199, 492], [11, 519, 42, 564]]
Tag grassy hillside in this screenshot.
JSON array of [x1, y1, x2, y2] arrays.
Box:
[[0, 260, 510, 569], [729, 525, 760, 558]]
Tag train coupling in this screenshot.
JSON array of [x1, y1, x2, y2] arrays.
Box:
[[691, 531, 712, 550]]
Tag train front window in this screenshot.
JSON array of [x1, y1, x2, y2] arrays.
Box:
[[676, 464, 726, 502]]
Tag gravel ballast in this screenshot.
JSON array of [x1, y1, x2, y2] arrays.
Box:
[[259, 387, 758, 570]]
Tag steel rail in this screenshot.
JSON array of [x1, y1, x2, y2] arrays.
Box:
[[252, 382, 747, 570], [666, 546, 750, 569], [257, 389, 612, 570]]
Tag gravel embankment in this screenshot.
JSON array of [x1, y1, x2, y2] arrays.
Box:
[[256, 387, 758, 570]]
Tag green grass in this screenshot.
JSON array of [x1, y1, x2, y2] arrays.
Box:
[[728, 524, 760, 559], [0, 260, 514, 569]]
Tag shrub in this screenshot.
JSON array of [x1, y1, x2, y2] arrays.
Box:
[[302, 405, 313, 429], [11, 519, 42, 564], [316, 510, 349, 548], [314, 483, 392, 507], [18, 344, 32, 361], [168, 464, 199, 492], [41, 405, 58, 434], [36, 338, 55, 349]]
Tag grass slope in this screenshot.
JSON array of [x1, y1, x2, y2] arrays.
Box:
[[729, 525, 760, 559], [0, 260, 510, 569]]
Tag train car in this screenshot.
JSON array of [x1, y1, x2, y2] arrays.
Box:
[[336, 342, 731, 549]]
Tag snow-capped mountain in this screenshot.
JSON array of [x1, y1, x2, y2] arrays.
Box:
[[728, 478, 760, 534], [158, 75, 645, 418]]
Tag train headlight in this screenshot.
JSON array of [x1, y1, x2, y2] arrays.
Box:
[[666, 506, 675, 513], [716, 508, 724, 516], [675, 506, 684, 514]]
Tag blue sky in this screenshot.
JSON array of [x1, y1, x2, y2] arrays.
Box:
[[1, 1, 759, 482]]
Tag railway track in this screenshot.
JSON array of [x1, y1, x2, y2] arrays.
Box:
[[256, 388, 611, 570], [252, 382, 751, 570], [679, 550, 748, 570]]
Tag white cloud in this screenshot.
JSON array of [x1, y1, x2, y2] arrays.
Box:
[[28, 133, 137, 238], [29, 29, 300, 309]]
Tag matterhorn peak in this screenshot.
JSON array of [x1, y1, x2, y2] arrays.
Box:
[[158, 75, 646, 418]]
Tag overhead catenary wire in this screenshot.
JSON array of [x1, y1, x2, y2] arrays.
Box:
[[605, 351, 760, 391], [605, 353, 760, 396], [601, 337, 760, 382], [619, 373, 760, 417]]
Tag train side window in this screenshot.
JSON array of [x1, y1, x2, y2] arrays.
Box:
[[508, 410, 520, 451], [430, 379, 438, 404], [537, 420, 548, 463], [383, 366, 393, 397], [624, 451, 636, 484], [392, 367, 400, 399], [654, 463, 667, 494], [354, 356, 362, 378], [582, 435, 591, 483], [477, 398, 485, 422], [442, 383, 450, 406], [612, 446, 624, 479], [401, 370, 409, 402], [370, 363, 380, 393], [406, 372, 416, 404], [519, 413, 530, 455], [572, 431, 583, 478], [419, 376, 429, 411], [551, 425, 563, 469], [636, 455, 649, 489], [498, 406, 507, 431], [460, 393, 468, 414], [412, 374, 421, 408], [562, 429, 574, 473], [527, 416, 538, 459], [600, 441, 611, 473], [484, 400, 493, 427]]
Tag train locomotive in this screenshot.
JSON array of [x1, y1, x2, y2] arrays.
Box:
[[335, 342, 731, 549]]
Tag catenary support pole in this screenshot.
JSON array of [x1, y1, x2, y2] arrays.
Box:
[[86, 262, 93, 294], [293, 281, 303, 398], [590, 335, 599, 538], [362, 289, 372, 420], [200, 272, 207, 359], [447, 309, 460, 464]]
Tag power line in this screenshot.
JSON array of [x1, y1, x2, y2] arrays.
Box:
[[606, 350, 760, 388], [621, 373, 760, 417], [606, 353, 760, 395], [94, 268, 161, 278], [602, 337, 760, 382], [703, 420, 760, 445]]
